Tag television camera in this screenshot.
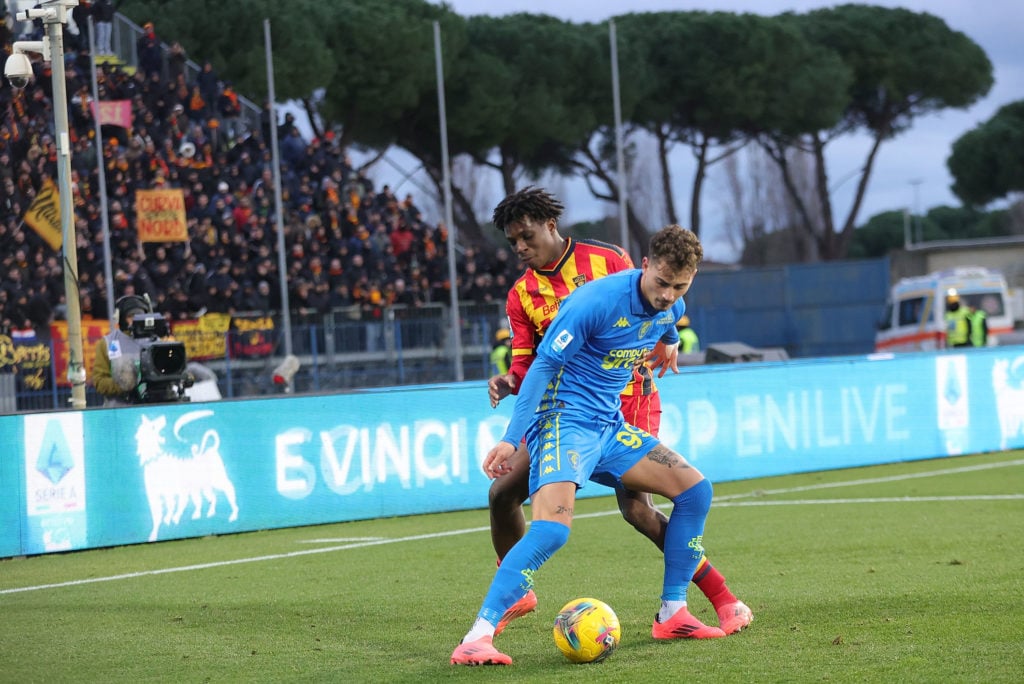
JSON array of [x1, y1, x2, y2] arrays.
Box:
[[130, 312, 193, 403]]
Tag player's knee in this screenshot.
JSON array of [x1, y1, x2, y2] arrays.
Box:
[[671, 478, 713, 516], [529, 519, 571, 556], [489, 473, 528, 511], [618, 494, 667, 549], [618, 496, 653, 529]]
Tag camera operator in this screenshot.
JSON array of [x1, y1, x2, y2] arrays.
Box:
[[92, 295, 192, 405], [93, 295, 151, 406]]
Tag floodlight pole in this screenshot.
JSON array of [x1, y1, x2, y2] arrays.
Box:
[[434, 21, 463, 382], [16, 0, 86, 408], [87, 16, 116, 330], [264, 19, 295, 392], [610, 20, 629, 253]]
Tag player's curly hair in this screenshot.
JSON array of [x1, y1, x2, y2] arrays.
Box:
[[649, 224, 703, 273], [492, 186, 565, 232]]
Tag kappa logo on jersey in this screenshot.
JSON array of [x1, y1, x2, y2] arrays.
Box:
[[613, 317, 630, 328], [552, 329, 573, 351], [542, 453, 557, 475]]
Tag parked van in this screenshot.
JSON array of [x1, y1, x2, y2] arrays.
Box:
[[875, 267, 1014, 352]]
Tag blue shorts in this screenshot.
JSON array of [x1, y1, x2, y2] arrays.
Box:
[[525, 411, 660, 495]]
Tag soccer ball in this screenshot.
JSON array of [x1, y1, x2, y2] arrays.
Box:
[[552, 597, 621, 664]]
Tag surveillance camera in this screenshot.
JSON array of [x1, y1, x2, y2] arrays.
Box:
[[5, 53, 33, 91]]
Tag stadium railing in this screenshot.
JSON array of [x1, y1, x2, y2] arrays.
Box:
[[5, 301, 506, 413]]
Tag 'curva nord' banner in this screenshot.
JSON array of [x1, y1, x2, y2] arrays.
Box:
[[2, 346, 1022, 558], [135, 189, 187, 242]]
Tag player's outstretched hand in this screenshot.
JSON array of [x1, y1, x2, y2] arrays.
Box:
[[488, 372, 517, 408], [646, 340, 679, 378], [483, 441, 516, 479]]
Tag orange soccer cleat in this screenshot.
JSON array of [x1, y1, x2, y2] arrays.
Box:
[[494, 589, 538, 636], [652, 606, 727, 640]]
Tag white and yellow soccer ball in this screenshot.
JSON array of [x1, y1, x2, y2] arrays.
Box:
[[552, 597, 621, 663]]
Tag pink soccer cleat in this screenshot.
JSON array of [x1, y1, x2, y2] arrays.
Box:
[[450, 635, 512, 666]]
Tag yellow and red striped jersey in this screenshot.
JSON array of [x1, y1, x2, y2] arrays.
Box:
[[505, 237, 656, 397]]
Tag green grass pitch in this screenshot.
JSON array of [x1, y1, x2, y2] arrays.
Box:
[[2, 450, 1022, 683]]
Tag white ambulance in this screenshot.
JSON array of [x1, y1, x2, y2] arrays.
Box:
[[875, 266, 1014, 352]]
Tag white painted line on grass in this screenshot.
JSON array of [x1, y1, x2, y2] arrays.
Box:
[[295, 537, 385, 544], [2, 457, 1021, 596], [715, 494, 1024, 507], [713, 458, 1024, 501], [0, 527, 490, 595]]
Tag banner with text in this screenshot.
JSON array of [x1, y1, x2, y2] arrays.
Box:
[[3, 347, 1023, 557], [171, 314, 231, 361], [90, 99, 132, 128], [23, 178, 62, 250], [229, 314, 276, 358], [136, 189, 187, 242], [0, 330, 52, 391]]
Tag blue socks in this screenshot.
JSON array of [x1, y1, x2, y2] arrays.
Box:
[[474, 480, 711, 625], [478, 520, 570, 626], [661, 478, 713, 602]]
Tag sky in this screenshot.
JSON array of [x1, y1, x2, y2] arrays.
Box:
[[361, 1, 1024, 261]]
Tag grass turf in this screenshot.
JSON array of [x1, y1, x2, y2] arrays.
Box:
[[1, 450, 1022, 682]]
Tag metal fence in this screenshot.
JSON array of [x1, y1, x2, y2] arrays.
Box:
[[3, 256, 895, 413], [6, 302, 507, 413]]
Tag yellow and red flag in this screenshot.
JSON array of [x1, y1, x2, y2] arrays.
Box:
[[23, 177, 62, 250]]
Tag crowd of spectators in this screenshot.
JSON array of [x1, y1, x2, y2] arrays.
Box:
[[0, 17, 519, 342]]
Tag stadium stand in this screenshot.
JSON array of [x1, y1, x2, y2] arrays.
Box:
[[0, 11, 519, 397]]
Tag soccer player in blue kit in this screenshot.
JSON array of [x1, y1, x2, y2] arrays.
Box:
[[451, 224, 725, 666]]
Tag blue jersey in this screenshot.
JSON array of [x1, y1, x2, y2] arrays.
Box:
[[501, 269, 684, 446]]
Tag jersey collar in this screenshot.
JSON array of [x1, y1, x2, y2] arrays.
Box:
[[534, 237, 575, 276]]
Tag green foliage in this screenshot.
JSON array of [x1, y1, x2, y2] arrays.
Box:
[[619, 11, 848, 141], [2, 452, 1022, 681], [446, 14, 605, 181], [318, 0, 459, 150], [927, 204, 1014, 239], [795, 4, 993, 136], [849, 204, 1015, 258], [847, 210, 908, 259], [757, 12, 852, 136], [949, 100, 1024, 205]]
